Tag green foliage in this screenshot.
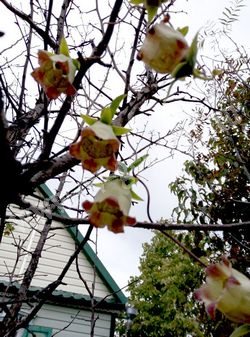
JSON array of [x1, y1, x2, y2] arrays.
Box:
[[81, 114, 96, 125], [229, 324, 250, 337], [127, 155, 149, 173], [81, 94, 130, 135], [219, 0, 245, 33], [100, 94, 126, 124], [4, 223, 15, 236], [59, 36, 70, 57], [172, 32, 199, 79], [127, 231, 209, 337], [170, 57, 250, 274], [130, 0, 169, 23], [177, 26, 189, 37]]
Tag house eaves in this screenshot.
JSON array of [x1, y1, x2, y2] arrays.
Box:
[[0, 282, 125, 314]]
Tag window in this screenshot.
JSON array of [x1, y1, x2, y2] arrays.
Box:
[[22, 326, 52, 337]]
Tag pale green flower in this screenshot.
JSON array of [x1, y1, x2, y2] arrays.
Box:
[[137, 22, 189, 74], [195, 257, 250, 324]]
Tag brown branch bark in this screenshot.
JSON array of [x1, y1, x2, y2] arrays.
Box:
[[56, 0, 72, 50], [10, 202, 250, 232], [0, 88, 22, 240], [39, 0, 124, 160]]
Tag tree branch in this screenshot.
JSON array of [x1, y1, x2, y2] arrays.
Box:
[[0, 0, 57, 49], [14, 226, 93, 334], [39, 0, 124, 160], [11, 202, 250, 233]]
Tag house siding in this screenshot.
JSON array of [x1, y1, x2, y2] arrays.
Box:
[[0, 188, 126, 337], [24, 303, 113, 337], [0, 197, 115, 299]]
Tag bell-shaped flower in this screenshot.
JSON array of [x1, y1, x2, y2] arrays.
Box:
[[137, 21, 189, 74], [31, 50, 77, 99], [82, 179, 136, 233], [69, 121, 120, 173], [195, 257, 250, 324]]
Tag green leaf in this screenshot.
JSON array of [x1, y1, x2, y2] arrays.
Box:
[[131, 189, 143, 201], [178, 26, 189, 36], [121, 176, 138, 189], [212, 68, 223, 77], [72, 58, 80, 70], [59, 36, 70, 57], [100, 107, 113, 124], [172, 32, 199, 79], [229, 325, 250, 337], [127, 154, 148, 172], [147, 5, 158, 22], [110, 94, 126, 115], [145, 1, 169, 22], [112, 125, 131, 136], [81, 114, 97, 125], [130, 0, 143, 4], [118, 162, 128, 174], [193, 68, 212, 80], [187, 32, 199, 69], [171, 61, 191, 79], [100, 95, 126, 125], [171, 33, 198, 79]]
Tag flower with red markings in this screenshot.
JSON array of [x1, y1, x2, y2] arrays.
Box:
[[31, 51, 77, 99], [195, 257, 250, 323], [70, 94, 130, 173], [69, 121, 120, 173], [31, 37, 78, 99], [137, 21, 189, 74], [83, 179, 136, 233]]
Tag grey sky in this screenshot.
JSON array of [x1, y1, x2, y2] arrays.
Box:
[[94, 0, 250, 294]]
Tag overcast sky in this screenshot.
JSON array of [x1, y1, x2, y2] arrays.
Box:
[[93, 0, 250, 295]]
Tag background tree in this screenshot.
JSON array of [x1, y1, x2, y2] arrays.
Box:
[[128, 231, 205, 337], [124, 8, 250, 337], [120, 231, 237, 337], [170, 51, 250, 274]]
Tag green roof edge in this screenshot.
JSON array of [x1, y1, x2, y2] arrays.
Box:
[[0, 281, 125, 311], [38, 184, 127, 305]]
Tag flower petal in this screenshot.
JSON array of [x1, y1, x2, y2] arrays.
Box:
[[195, 258, 250, 324], [31, 50, 77, 99], [82, 179, 136, 233], [69, 124, 120, 173], [137, 22, 189, 74]]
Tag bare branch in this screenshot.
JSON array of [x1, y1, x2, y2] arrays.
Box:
[[0, 0, 57, 49]]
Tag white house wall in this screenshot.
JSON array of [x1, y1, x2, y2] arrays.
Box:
[[19, 303, 113, 337], [0, 196, 115, 300]]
